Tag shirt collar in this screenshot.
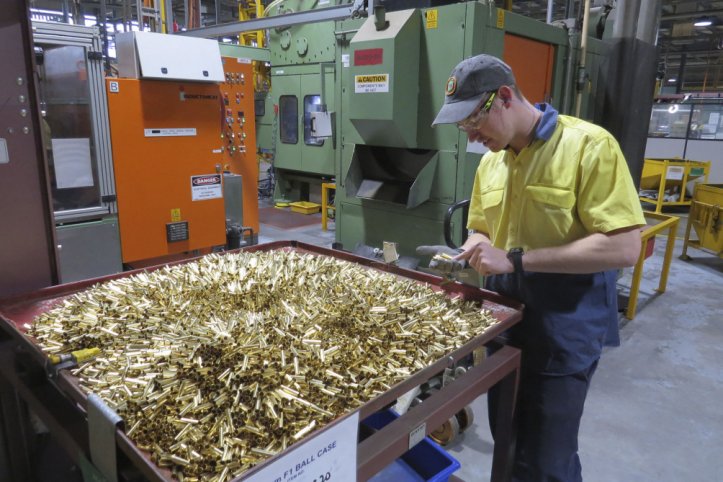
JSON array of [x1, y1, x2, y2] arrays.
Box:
[[533, 103, 558, 141]]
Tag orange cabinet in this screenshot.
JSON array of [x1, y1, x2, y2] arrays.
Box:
[[106, 78, 228, 263]]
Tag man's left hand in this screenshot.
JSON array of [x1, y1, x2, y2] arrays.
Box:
[[457, 242, 514, 276]]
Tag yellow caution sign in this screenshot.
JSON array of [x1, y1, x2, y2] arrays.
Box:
[[496, 9, 505, 28], [426, 9, 438, 29], [171, 208, 181, 222], [354, 74, 390, 93]]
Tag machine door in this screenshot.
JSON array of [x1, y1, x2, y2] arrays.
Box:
[[32, 25, 115, 223], [300, 70, 335, 175], [503, 34, 555, 104], [107, 78, 228, 264], [274, 75, 302, 171], [273, 73, 335, 176]]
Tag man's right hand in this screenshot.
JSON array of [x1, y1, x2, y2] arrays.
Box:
[[456, 241, 512, 276]]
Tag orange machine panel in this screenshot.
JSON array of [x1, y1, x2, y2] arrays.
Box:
[[220, 57, 259, 234], [106, 78, 227, 263], [503, 34, 555, 104]]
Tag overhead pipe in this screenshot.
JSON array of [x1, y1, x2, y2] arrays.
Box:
[[661, 8, 723, 21], [675, 52, 686, 93], [160, 0, 166, 32], [562, 28, 579, 114], [574, 0, 592, 117], [564, 0, 575, 20], [547, 0, 554, 24]]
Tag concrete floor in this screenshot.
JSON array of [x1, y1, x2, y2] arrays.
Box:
[[257, 205, 723, 482]]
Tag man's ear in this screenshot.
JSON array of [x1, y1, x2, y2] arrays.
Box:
[[498, 85, 514, 106]]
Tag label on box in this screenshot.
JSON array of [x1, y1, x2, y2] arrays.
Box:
[[191, 174, 222, 201], [666, 166, 684, 180], [245, 412, 359, 482], [144, 127, 196, 137], [166, 221, 188, 242], [408, 423, 426, 450]]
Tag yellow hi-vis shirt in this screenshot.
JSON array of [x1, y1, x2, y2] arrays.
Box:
[[467, 112, 645, 251]]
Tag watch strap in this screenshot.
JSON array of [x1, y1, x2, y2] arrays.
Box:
[[507, 247, 524, 274]]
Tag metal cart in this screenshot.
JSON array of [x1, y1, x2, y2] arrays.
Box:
[[639, 158, 711, 213], [681, 183, 723, 260], [0, 241, 523, 482]]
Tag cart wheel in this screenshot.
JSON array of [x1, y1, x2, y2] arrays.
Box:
[[455, 405, 475, 433], [429, 415, 460, 446]]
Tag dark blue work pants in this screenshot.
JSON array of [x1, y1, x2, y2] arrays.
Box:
[[489, 359, 599, 482]]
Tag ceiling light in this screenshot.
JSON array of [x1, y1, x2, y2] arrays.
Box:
[[667, 78, 677, 83], [694, 17, 713, 27]]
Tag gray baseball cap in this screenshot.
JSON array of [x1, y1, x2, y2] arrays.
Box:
[[432, 54, 516, 126]]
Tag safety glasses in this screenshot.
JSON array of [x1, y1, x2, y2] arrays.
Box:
[[457, 91, 497, 132]]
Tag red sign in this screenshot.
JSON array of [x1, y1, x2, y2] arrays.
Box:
[[354, 48, 383, 66]]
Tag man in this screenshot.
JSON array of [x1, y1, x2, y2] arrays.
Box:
[[429, 54, 645, 481]]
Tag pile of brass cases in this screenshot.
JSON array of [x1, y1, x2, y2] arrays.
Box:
[[29, 251, 497, 481]]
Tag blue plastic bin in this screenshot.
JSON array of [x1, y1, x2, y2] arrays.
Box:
[[361, 410, 461, 482]]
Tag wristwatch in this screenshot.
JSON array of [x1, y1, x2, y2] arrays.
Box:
[[507, 247, 525, 275]]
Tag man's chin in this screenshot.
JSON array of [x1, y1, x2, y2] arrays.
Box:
[[486, 143, 503, 152]]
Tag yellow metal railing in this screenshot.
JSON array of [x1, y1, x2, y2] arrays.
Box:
[[625, 211, 679, 319], [321, 183, 336, 231]]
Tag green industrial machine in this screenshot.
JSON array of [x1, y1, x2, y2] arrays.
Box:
[[332, 2, 607, 256], [260, 0, 342, 202], [259, 0, 607, 256]]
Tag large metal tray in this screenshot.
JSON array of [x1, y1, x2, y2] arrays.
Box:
[[0, 241, 523, 481]]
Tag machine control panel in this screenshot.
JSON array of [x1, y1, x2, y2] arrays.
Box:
[[218, 56, 259, 234], [220, 59, 254, 156]]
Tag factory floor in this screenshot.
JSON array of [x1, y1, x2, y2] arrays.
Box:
[[256, 202, 723, 482]]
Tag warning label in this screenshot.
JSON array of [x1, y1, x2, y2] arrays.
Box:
[[354, 48, 383, 66], [354, 74, 390, 93], [426, 9, 438, 29], [191, 174, 222, 201]]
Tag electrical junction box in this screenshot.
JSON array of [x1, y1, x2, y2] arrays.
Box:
[[116, 31, 224, 83]]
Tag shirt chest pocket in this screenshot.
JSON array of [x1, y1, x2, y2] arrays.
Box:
[[524, 185, 577, 243], [477, 188, 504, 233], [525, 185, 575, 208]]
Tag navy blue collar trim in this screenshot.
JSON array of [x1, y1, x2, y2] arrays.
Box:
[[533, 103, 558, 141]]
